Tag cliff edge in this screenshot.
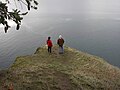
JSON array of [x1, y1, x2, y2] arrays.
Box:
[[0, 45, 120, 90]]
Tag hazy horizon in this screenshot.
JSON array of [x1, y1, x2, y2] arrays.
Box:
[[0, 0, 120, 68]]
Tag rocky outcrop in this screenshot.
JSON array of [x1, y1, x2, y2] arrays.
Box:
[[0, 45, 120, 90]]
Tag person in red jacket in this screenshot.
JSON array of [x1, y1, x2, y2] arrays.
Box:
[[47, 37, 53, 53]]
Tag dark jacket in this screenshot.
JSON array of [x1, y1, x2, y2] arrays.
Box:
[[57, 38, 64, 46]]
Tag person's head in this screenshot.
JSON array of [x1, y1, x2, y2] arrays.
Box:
[[48, 37, 51, 40], [59, 35, 62, 39]]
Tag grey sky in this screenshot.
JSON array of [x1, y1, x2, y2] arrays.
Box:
[[2, 0, 120, 15], [37, 0, 120, 14]]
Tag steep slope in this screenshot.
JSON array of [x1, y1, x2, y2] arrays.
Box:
[[0, 45, 120, 90]]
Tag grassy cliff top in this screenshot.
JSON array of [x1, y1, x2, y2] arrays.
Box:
[[0, 45, 120, 90]]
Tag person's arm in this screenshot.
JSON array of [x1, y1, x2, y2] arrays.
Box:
[[51, 40, 53, 47], [63, 39, 64, 44], [57, 39, 59, 45]]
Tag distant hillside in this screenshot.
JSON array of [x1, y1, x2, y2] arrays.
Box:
[[0, 45, 120, 90]]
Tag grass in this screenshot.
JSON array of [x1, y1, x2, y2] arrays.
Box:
[[0, 45, 120, 90]]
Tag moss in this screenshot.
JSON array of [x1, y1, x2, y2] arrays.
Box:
[[0, 45, 120, 90]]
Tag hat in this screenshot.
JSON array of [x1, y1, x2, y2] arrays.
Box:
[[59, 35, 62, 39]]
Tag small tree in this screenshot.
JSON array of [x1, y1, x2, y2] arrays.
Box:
[[0, 0, 38, 33]]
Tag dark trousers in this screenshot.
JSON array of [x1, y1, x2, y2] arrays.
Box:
[[48, 46, 52, 53]]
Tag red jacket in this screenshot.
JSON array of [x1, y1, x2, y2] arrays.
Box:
[[47, 40, 53, 47]]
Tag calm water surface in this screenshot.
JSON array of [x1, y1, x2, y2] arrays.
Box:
[[0, 14, 120, 69]]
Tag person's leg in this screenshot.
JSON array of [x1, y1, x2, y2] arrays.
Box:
[[48, 47, 50, 53], [50, 47, 52, 53], [61, 46, 64, 53], [59, 46, 63, 54], [48, 47, 49, 52], [59, 46, 61, 54]]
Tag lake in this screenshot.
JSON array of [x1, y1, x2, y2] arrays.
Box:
[[0, 14, 120, 69]]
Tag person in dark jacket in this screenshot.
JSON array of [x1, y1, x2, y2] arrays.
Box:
[[47, 37, 53, 53], [57, 35, 64, 54]]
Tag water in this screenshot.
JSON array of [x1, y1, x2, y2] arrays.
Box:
[[0, 14, 120, 69]]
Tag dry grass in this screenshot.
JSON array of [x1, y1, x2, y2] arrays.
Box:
[[0, 45, 120, 90]]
